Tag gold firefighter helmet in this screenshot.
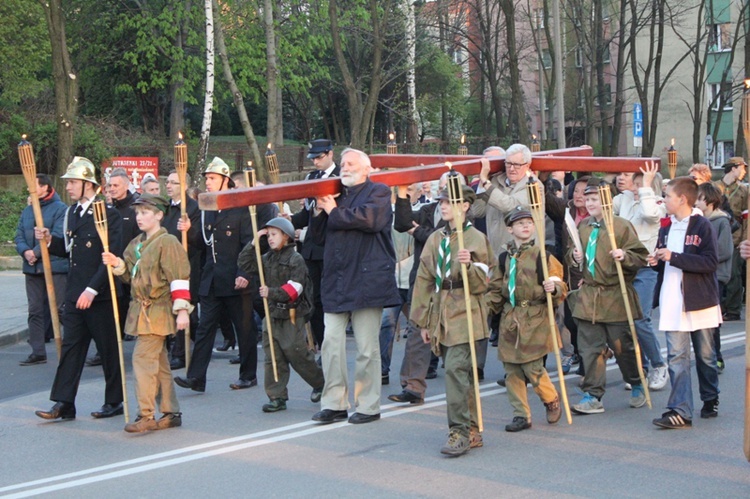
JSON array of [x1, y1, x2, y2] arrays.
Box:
[[61, 156, 99, 186], [202, 157, 232, 179]]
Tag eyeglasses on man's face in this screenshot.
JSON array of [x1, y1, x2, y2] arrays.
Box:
[[505, 161, 528, 170]]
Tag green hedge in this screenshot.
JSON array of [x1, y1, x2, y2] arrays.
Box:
[[0, 189, 28, 248]]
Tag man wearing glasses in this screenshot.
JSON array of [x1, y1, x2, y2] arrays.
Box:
[[288, 139, 341, 351], [474, 143, 540, 259]]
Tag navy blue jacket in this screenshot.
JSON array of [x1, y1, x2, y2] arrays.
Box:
[[310, 179, 400, 312], [14, 191, 69, 275], [652, 214, 719, 312]]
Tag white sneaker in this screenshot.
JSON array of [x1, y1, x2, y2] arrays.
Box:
[[648, 365, 669, 391], [624, 383, 632, 391]]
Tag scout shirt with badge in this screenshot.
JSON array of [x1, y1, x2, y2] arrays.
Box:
[[487, 241, 567, 364], [50, 199, 123, 304], [410, 222, 493, 355], [111, 227, 192, 336], [566, 215, 648, 324]]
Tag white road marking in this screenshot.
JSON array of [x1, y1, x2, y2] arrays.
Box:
[[2, 332, 745, 498]]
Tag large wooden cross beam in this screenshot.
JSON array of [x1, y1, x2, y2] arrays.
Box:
[[199, 145, 660, 210]]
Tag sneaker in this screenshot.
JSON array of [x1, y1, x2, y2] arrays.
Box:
[[561, 356, 573, 375], [700, 398, 719, 419], [572, 393, 604, 415], [469, 427, 483, 448], [624, 382, 632, 391], [570, 353, 581, 365], [440, 431, 470, 457], [505, 416, 532, 432], [310, 386, 323, 403], [545, 396, 562, 424], [653, 410, 692, 429], [648, 365, 669, 391], [262, 398, 287, 413], [426, 369, 438, 380], [629, 384, 647, 408], [156, 412, 182, 430], [124, 416, 158, 433], [717, 360, 725, 374]]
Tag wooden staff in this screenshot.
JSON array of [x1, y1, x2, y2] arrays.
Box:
[[741, 77, 750, 461], [92, 200, 130, 422], [17, 136, 62, 360], [598, 185, 651, 409], [174, 134, 192, 370], [527, 179, 572, 424], [446, 168, 483, 432], [244, 169, 279, 382]]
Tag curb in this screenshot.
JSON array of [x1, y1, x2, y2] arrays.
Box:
[[0, 327, 29, 348], [0, 256, 23, 271]]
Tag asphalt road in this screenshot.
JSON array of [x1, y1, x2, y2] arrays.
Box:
[[1, 320, 749, 497]]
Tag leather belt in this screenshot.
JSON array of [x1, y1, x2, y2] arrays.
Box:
[[441, 280, 464, 290]]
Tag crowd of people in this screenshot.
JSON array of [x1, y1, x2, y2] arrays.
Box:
[[15, 141, 744, 457]]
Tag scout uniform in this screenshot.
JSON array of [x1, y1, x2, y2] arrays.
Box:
[[410, 185, 492, 456], [488, 209, 566, 431], [110, 194, 192, 432], [238, 217, 325, 412], [566, 180, 649, 414]]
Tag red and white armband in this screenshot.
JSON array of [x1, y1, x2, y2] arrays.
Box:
[[280, 280, 303, 303], [170, 279, 194, 314]]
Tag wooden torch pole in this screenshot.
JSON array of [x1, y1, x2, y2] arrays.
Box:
[[526, 179, 572, 424], [244, 168, 279, 382], [92, 200, 130, 423], [174, 133, 191, 370], [741, 78, 750, 461], [598, 185, 651, 409], [17, 136, 63, 360], [446, 167, 483, 432]]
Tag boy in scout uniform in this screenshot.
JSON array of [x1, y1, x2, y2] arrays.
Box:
[[410, 185, 493, 457], [488, 207, 566, 432], [103, 194, 192, 432], [567, 178, 649, 414], [34, 157, 125, 421], [238, 217, 325, 413]]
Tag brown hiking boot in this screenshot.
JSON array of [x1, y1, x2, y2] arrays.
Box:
[[124, 416, 158, 433], [440, 430, 470, 457], [545, 396, 562, 424]]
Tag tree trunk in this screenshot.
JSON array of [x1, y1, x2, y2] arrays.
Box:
[[169, 0, 191, 140], [264, 0, 279, 149], [196, 0, 215, 172], [594, 0, 609, 156], [40, 0, 78, 174], [609, 0, 629, 157], [500, 0, 528, 144], [213, 0, 266, 181], [404, 0, 419, 143]]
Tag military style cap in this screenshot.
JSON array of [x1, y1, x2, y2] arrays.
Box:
[[583, 177, 608, 196], [435, 184, 476, 205], [133, 193, 169, 213], [264, 217, 296, 240], [61, 156, 99, 186], [307, 139, 333, 159], [723, 156, 747, 173], [504, 206, 533, 225]]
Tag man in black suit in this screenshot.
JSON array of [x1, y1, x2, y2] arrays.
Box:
[[288, 139, 340, 349], [174, 157, 259, 391], [163, 169, 203, 369], [34, 157, 125, 421]]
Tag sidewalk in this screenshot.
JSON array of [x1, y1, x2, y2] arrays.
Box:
[[0, 270, 29, 347]]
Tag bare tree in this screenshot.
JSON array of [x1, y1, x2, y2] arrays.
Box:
[[39, 0, 78, 173], [264, 0, 281, 148]]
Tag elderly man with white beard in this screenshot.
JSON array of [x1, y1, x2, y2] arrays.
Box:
[[308, 148, 401, 425]]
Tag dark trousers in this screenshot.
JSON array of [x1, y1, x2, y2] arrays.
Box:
[[723, 247, 744, 316], [25, 273, 66, 356], [187, 291, 257, 383], [50, 300, 123, 406], [305, 258, 325, 348]]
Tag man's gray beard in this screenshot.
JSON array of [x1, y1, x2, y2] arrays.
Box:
[[341, 173, 361, 187]]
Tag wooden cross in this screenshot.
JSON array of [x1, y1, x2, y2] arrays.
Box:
[[198, 146, 660, 210]]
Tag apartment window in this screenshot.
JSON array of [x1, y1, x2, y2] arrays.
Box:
[[708, 23, 732, 52], [577, 87, 585, 108], [709, 82, 733, 111], [541, 49, 552, 69], [575, 47, 584, 68], [603, 43, 611, 64], [536, 8, 545, 30], [594, 84, 612, 107], [713, 141, 734, 167]]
